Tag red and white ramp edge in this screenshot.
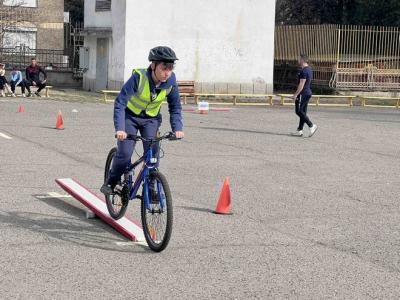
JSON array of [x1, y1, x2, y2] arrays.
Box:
[[55, 178, 145, 242]]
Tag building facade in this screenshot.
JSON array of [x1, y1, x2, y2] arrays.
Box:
[[1, 0, 64, 50], [83, 0, 276, 94]]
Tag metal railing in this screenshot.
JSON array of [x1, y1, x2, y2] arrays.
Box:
[[274, 25, 400, 91], [0, 45, 72, 71]]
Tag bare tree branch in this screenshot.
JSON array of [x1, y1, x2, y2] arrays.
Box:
[[0, 0, 35, 46]]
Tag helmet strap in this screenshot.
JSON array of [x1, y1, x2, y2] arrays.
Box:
[[151, 63, 162, 86]]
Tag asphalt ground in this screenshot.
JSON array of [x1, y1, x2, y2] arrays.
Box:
[[0, 95, 399, 299]]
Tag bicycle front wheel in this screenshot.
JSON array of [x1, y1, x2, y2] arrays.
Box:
[[141, 171, 173, 252]]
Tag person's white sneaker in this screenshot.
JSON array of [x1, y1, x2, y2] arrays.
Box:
[[309, 124, 318, 137], [11, 93, 16, 97], [291, 130, 303, 137], [22, 93, 26, 97]]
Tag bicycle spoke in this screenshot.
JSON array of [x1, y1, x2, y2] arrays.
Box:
[[145, 179, 168, 244]]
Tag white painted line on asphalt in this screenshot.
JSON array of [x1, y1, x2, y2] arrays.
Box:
[[0, 132, 12, 140], [56, 178, 145, 242], [47, 192, 73, 198], [36, 192, 73, 199], [115, 241, 147, 247]]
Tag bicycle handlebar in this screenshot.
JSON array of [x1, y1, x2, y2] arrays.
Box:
[[115, 132, 180, 142]]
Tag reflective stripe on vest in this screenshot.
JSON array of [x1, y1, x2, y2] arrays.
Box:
[[127, 69, 173, 117]]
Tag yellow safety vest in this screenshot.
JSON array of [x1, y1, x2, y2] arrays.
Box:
[[127, 69, 172, 117]]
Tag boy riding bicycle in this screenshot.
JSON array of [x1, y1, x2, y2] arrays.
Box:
[[101, 46, 184, 196]]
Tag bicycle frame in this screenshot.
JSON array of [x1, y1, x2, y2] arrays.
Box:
[[124, 145, 165, 211]]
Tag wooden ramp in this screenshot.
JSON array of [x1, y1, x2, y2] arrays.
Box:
[[55, 178, 145, 242]]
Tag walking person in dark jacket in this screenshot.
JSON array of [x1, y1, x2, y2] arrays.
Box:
[[291, 54, 318, 137], [25, 58, 47, 97]]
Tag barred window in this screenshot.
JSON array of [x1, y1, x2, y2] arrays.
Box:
[[95, 0, 111, 11], [3, 27, 37, 50], [3, 0, 37, 8]]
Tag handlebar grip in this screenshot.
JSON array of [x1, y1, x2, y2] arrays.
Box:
[[126, 134, 140, 140], [115, 134, 140, 141]]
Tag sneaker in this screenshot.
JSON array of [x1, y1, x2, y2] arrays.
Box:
[[11, 93, 16, 97], [309, 124, 318, 137], [35, 92, 41, 97], [100, 183, 114, 196], [291, 130, 303, 137], [22, 93, 26, 98], [27, 92, 32, 97]]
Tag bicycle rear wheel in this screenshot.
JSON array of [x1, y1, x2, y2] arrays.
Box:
[[104, 147, 129, 220], [141, 171, 173, 252]]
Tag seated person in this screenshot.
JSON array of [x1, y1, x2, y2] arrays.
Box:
[[25, 58, 47, 97], [10, 66, 27, 97], [0, 63, 14, 97]]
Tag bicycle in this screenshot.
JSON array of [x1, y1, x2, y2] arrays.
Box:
[[104, 132, 179, 252]]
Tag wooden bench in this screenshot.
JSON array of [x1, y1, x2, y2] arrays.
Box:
[[39, 85, 53, 97], [277, 94, 357, 107], [359, 96, 400, 108], [178, 81, 195, 104], [101, 90, 120, 103], [7, 85, 53, 97], [194, 93, 275, 106]]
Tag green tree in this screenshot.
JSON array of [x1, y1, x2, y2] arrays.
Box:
[[65, 0, 83, 23], [348, 0, 400, 26], [276, 0, 400, 26]]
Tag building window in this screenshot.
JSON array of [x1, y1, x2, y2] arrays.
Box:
[[3, 0, 37, 8], [3, 27, 37, 50], [95, 0, 111, 11]]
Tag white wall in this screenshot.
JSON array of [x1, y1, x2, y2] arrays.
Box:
[[123, 0, 276, 92], [84, 0, 125, 90], [84, 0, 112, 28], [108, 0, 126, 85]]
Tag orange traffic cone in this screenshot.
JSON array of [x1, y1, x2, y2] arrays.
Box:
[[214, 177, 232, 215], [17, 104, 25, 113], [55, 110, 64, 130]]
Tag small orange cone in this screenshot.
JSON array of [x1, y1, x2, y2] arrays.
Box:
[[214, 177, 232, 215], [17, 104, 25, 113], [55, 110, 64, 130]]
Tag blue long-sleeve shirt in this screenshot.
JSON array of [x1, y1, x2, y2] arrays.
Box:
[[114, 67, 183, 132], [10, 71, 23, 86]]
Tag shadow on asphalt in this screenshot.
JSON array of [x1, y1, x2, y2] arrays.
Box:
[[0, 195, 150, 253], [192, 126, 292, 137], [177, 205, 214, 214], [39, 126, 59, 130]]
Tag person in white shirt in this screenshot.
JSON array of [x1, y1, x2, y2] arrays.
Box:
[[10, 66, 27, 97]]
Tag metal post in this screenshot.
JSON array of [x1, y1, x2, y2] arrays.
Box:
[[336, 28, 341, 71]]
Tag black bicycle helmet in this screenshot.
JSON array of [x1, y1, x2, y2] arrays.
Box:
[[148, 46, 178, 62]]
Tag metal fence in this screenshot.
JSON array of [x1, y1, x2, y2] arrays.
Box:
[[0, 45, 72, 71], [274, 25, 400, 91]]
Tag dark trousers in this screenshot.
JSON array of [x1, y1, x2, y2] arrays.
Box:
[[10, 80, 26, 94], [107, 113, 162, 186], [26, 80, 46, 93], [0, 76, 8, 89], [295, 94, 313, 131]]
